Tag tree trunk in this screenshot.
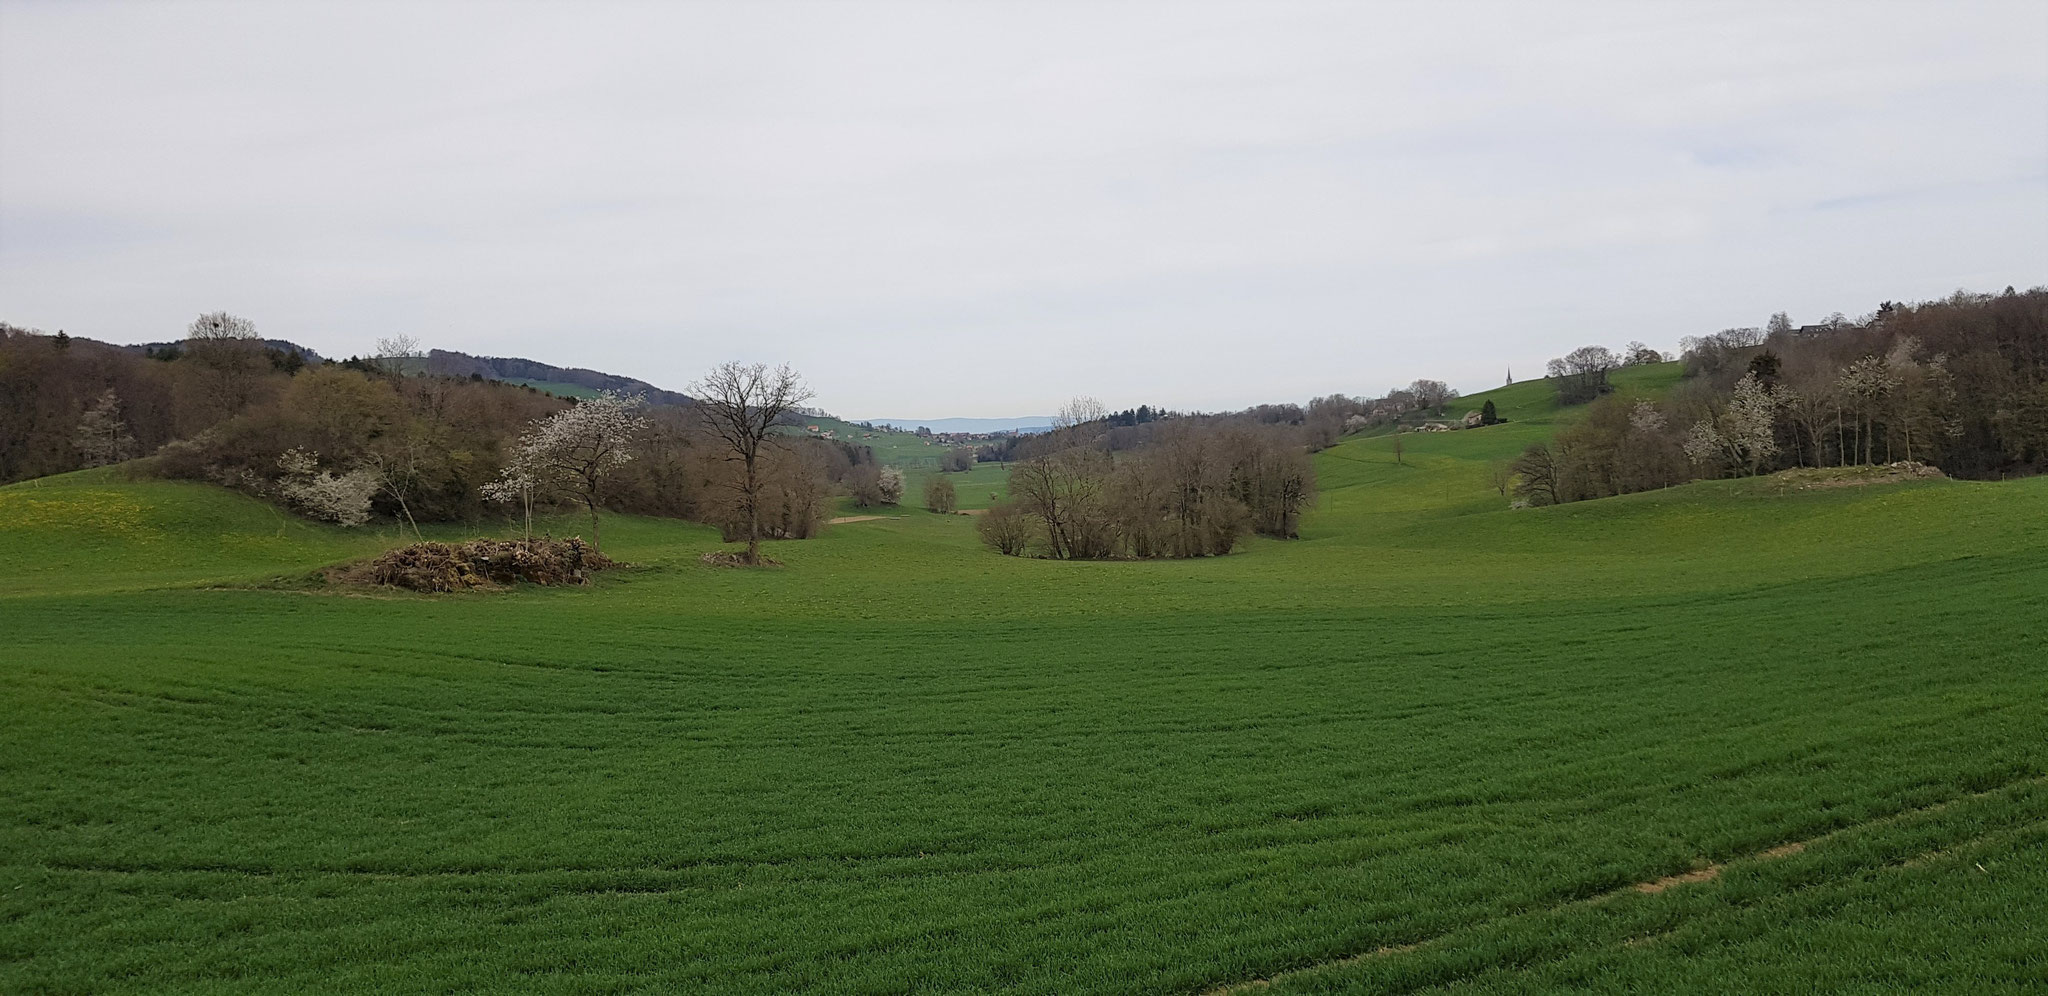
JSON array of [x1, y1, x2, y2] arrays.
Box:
[[394, 491, 421, 541], [744, 452, 760, 565], [586, 496, 601, 554]]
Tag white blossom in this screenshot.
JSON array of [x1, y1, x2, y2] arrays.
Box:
[[73, 389, 137, 467], [1682, 419, 1723, 467], [275, 448, 378, 527], [1683, 373, 1778, 475], [482, 391, 647, 551], [1723, 372, 1780, 473], [1627, 399, 1666, 435]]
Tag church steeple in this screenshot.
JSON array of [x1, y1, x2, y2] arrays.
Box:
[[1506, 365, 1513, 386]]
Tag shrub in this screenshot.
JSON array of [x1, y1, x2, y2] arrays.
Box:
[[846, 465, 884, 506], [275, 448, 378, 526], [924, 475, 957, 513], [976, 501, 1034, 556]]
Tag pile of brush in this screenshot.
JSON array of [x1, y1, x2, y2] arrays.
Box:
[[364, 538, 616, 592]]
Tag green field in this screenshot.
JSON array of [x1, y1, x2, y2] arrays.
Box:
[[5, 370, 2046, 993], [796, 415, 957, 466], [787, 415, 1006, 508], [500, 378, 604, 400]]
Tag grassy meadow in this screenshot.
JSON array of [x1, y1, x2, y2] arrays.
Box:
[[499, 378, 605, 400], [4, 368, 2046, 993]]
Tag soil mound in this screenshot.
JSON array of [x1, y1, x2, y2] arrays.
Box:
[[1770, 461, 1946, 491], [699, 551, 782, 567]]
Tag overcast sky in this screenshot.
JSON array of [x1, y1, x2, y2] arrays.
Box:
[[3, 1, 2044, 417]]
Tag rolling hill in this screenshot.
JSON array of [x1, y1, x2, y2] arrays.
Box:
[[423, 349, 694, 405], [4, 368, 2045, 994]]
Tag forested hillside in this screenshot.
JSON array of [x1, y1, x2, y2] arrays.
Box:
[[6, 286, 2042, 552], [422, 349, 694, 406], [1504, 288, 2048, 507]]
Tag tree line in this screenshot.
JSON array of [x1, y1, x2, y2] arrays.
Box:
[[1509, 287, 2048, 507], [1, 315, 863, 561]]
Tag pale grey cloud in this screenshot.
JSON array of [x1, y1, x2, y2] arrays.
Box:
[[3, 0, 2044, 416]]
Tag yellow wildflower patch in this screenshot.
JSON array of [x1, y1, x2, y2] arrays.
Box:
[[0, 489, 152, 535]]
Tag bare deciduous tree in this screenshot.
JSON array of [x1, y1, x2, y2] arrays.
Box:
[[1549, 345, 1621, 405], [697, 442, 828, 542], [689, 362, 814, 565], [976, 501, 1034, 556], [1010, 448, 1110, 559], [373, 334, 422, 379], [1511, 443, 1560, 506], [365, 450, 425, 540], [846, 464, 885, 507], [1053, 395, 1109, 430], [185, 311, 264, 416], [1407, 379, 1456, 412], [1488, 459, 1513, 498]]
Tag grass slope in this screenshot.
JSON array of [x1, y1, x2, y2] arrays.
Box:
[[0, 469, 398, 598], [788, 415, 1009, 508], [4, 370, 2046, 994], [500, 377, 603, 399]]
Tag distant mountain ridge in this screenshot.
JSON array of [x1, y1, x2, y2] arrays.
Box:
[[115, 338, 695, 405], [424, 350, 693, 406], [867, 416, 1055, 434]]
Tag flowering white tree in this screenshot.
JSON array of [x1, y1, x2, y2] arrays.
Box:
[[485, 391, 646, 553], [877, 466, 905, 504], [1683, 372, 1779, 477], [276, 448, 379, 527], [480, 462, 540, 543], [72, 389, 137, 467], [1627, 398, 1666, 435], [1681, 420, 1725, 471]]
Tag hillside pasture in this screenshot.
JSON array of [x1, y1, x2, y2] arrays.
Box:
[[499, 377, 603, 400]]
